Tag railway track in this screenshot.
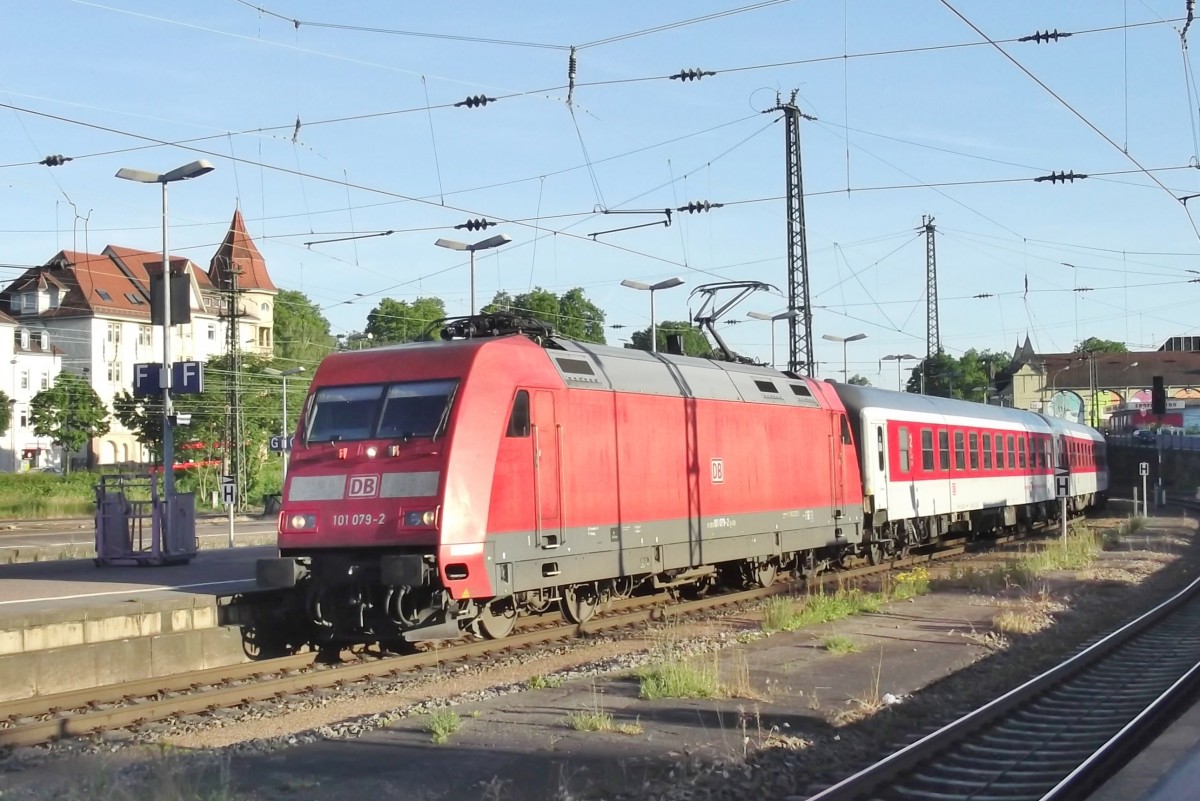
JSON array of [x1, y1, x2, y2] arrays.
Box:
[[0, 535, 1004, 750], [799, 569, 1200, 801]]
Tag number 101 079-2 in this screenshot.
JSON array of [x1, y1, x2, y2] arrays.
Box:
[[332, 513, 385, 526]]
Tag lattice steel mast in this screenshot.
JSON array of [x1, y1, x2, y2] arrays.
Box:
[[922, 215, 940, 357], [767, 91, 816, 375]]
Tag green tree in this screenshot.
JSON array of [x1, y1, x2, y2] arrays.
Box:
[[483, 287, 607, 344], [0, 390, 12, 436], [273, 289, 335, 369], [629, 321, 714, 357], [1075, 337, 1128, 354], [848, 374, 871, 386], [906, 349, 1007, 401], [30, 374, 109, 474], [365, 297, 447, 344]]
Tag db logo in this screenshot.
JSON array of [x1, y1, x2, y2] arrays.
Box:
[[347, 475, 380, 498], [710, 458, 724, 484]]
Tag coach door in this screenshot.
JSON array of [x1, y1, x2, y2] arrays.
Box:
[[532, 391, 564, 549], [872, 423, 888, 513]]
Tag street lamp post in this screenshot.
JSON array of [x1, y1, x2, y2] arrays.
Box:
[[747, 310, 799, 369], [822, 333, 867, 382], [881, 354, 918, 392], [115, 160, 214, 517], [263, 367, 305, 478], [434, 234, 513, 316], [621, 277, 685, 353]]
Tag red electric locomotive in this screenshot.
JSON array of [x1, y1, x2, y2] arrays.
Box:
[[257, 314, 867, 646]]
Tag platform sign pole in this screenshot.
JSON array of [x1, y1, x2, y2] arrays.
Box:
[[221, 475, 237, 548], [1140, 462, 1150, 518], [1055, 468, 1070, 542]]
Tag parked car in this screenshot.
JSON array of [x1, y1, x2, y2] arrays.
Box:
[[1133, 429, 1156, 443]]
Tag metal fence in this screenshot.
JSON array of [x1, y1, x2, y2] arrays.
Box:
[[1106, 432, 1200, 452]]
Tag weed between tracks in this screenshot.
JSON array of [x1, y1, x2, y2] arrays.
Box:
[[424, 709, 462, 744]]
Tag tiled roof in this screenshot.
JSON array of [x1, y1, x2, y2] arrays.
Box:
[[0, 207, 273, 322], [208, 209, 276, 292]]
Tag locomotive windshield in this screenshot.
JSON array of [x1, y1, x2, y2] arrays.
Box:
[[306, 379, 458, 443]]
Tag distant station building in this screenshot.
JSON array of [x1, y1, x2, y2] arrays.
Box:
[[994, 335, 1200, 432]]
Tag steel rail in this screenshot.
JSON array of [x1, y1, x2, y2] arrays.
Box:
[[795, 572, 1200, 801]]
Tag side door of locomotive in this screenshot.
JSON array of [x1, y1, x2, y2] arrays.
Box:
[[532, 391, 565, 549], [831, 413, 852, 521]]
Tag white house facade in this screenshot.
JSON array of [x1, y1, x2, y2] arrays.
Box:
[[0, 210, 277, 468]]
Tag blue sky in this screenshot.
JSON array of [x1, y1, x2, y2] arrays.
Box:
[[3, 1, 1200, 381]]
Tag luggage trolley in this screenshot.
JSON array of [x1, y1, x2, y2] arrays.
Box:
[[94, 473, 197, 566]]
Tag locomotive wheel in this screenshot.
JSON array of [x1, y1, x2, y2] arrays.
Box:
[[477, 598, 518, 640], [866, 539, 885, 566], [755, 560, 778, 588], [560, 586, 598, 624]]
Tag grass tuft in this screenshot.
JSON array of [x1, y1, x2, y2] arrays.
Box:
[[425, 709, 462, 744], [525, 673, 564, 690], [823, 634, 861, 654], [637, 656, 720, 699]]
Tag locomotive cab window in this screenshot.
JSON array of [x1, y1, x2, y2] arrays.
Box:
[[306, 384, 385, 442], [306, 379, 459, 443], [377, 379, 458, 440], [506, 390, 530, 438]]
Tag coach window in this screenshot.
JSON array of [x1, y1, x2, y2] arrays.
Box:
[[1018, 438, 1026, 469], [1007, 435, 1016, 470], [506, 390, 530, 438], [877, 426, 885, 472], [969, 432, 979, 470], [993, 433, 1003, 469], [938, 429, 950, 471], [921, 429, 934, 471], [953, 431, 965, 471], [899, 427, 911, 472], [983, 433, 993, 470]]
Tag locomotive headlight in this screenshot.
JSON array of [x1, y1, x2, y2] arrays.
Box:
[[365, 446, 378, 458], [288, 513, 317, 530], [404, 509, 438, 527]]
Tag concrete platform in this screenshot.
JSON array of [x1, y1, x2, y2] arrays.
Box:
[[0, 516, 278, 564], [0, 547, 271, 701], [1089, 698, 1200, 801]]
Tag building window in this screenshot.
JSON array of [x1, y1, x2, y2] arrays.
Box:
[[39, 373, 48, 390], [21, 293, 34, 313], [107, 322, 122, 346], [19, 371, 28, 390], [208, 324, 217, 341], [18, 329, 29, 351], [107, 362, 122, 383], [138, 325, 152, 347], [96, 289, 112, 302], [258, 327, 272, 347], [260, 302, 270, 313], [38, 331, 48, 350]]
